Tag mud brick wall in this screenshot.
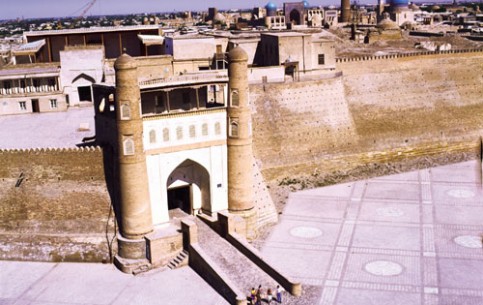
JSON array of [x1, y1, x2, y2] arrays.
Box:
[[0, 147, 115, 262], [251, 51, 483, 183]]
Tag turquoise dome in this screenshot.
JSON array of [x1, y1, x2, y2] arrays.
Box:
[[265, 1, 277, 11], [303, 0, 310, 8]]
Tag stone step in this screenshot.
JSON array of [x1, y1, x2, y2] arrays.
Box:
[[167, 249, 189, 270]]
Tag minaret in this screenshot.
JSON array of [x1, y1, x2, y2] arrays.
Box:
[[227, 46, 257, 237], [341, 0, 351, 23], [114, 53, 153, 259]]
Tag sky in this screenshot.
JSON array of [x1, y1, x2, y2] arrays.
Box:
[[1, 0, 345, 20]]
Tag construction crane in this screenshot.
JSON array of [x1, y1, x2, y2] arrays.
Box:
[[69, 0, 97, 28], [78, 0, 97, 19]]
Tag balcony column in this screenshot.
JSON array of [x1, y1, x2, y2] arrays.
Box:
[[166, 90, 171, 113]]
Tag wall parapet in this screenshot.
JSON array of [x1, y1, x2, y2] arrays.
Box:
[[0, 146, 102, 154], [335, 48, 483, 63]]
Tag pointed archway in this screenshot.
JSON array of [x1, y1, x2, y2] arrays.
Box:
[[72, 73, 96, 102], [166, 159, 211, 215], [290, 9, 301, 25]]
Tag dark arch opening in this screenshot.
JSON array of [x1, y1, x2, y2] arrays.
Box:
[[166, 159, 211, 215], [290, 9, 301, 25]]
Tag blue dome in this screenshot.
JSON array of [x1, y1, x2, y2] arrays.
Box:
[[390, 0, 408, 7], [303, 0, 310, 8], [265, 1, 277, 11]]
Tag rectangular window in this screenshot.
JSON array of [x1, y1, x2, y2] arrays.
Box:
[[19, 101, 27, 111], [50, 99, 58, 109], [318, 54, 325, 65]]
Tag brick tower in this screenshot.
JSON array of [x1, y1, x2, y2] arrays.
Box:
[[341, 0, 351, 22], [114, 53, 153, 261], [227, 46, 257, 237]]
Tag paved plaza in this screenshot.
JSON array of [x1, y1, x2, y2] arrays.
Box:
[[261, 160, 483, 305], [1, 161, 482, 304], [0, 107, 95, 149], [0, 261, 228, 305]]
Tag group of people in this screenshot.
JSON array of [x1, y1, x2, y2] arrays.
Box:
[[249, 284, 284, 304]]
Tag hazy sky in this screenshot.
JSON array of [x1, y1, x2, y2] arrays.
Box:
[[1, 0, 345, 20]]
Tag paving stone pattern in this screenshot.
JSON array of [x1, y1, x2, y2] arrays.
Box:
[[261, 160, 483, 305]]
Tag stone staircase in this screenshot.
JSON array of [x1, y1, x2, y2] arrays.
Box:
[[167, 250, 189, 270], [192, 217, 319, 305]]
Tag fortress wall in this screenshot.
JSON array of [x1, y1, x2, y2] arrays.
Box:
[[0, 147, 114, 262], [251, 52, 483, 185], [343, 52, 483, 148], [251, 75, 357, 176]]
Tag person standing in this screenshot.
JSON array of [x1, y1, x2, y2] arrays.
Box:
[[276, 285, 284, 303], [256, 285, 262, 305], [267, 288, 273, 304], [250, 287, 256, 304]]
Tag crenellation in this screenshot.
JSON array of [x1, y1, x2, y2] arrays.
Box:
[[0, 146, 102, 154], [335, 48, 483, 63]]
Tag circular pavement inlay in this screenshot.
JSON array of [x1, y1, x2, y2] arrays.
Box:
[[289, 226, 323, 239], [446, 189, 475, 199], [454, 235, 482, 249], [376, 207, 404, 217], [364, 260, 403, 276]]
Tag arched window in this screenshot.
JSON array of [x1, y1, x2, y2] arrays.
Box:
[[202, 123, 208, 136], [176, 126, 183, 140], [120, 103, 131, 120], [189, 125, 196, 138], [230, 119, 239, 138], [163, 128, 170, 142], [215, 122, 221, 135], [231, 89, 239, 107], [123, 137, 134, 155], [149, 129, 156, 144]]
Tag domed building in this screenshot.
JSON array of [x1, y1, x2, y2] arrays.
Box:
[[380, 0, 414, 26], [265, 1, 277, 17], [366, 14, 403, 43]]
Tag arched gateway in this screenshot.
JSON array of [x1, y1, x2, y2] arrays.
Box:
[[98, 48, 257, 271], [166, 159, 211, 215]]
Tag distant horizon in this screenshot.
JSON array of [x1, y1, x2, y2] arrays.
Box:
[[1, 0, 458, 21]]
